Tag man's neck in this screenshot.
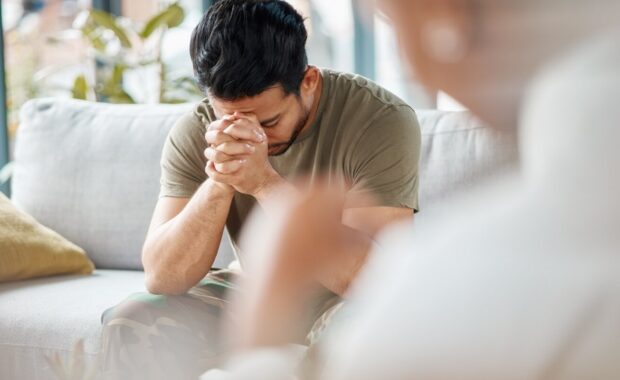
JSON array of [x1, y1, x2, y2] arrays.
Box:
[[299, 72, 324, 135]]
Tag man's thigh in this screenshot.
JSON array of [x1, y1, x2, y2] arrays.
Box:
[[99, 269, 238, 380]]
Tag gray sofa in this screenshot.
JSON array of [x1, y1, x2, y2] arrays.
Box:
[[0, 98, 517, 380]]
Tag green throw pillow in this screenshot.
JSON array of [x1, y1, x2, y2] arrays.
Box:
[[0, 193, 94, 282]]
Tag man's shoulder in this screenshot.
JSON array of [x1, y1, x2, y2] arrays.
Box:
[[171, 99, 214, 132], [322, 68, 411, 110], [192, 98, 217, 125], [320, 69, 419, 139], [165, 99, 214, 148]]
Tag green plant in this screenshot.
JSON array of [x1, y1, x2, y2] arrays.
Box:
[[72, 3, 201, 104]]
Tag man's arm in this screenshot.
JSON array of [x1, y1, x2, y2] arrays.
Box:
[[142, 179, 234, 295], [143, 113, 260, 295], [206, 113, 415, 296], [343, 206, 414, 236]]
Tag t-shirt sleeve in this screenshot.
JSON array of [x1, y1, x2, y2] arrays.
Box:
[[159, 111, 209, 198], [347, 105, 421, 211]]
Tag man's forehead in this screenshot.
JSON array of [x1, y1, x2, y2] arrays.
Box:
[[209, 85, 288, 115]]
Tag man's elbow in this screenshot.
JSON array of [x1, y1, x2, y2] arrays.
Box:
[[142, 255, 189, 296], [144, 272, 188, 296]]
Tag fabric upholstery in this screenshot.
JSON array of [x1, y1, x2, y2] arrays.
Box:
[[0, 270, 146, 380], [0, 193, 93, 282], [12, 99, 236, 270], [416, 110, 518, 210]]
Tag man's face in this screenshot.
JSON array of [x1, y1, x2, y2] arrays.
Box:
[[210, 86, 311, 156]]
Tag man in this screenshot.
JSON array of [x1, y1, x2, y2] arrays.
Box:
[[202, 0, 620, 379], [99, 1, 420, 379]]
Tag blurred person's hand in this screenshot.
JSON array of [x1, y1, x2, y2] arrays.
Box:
[[254, 180, 348, 277], [204, 113, 276, 196], [229, 180, 367, 349]]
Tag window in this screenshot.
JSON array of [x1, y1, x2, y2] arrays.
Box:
[[3, 0, 93, 155]]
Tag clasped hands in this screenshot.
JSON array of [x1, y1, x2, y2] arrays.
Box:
[[204, 112, 279, 196]]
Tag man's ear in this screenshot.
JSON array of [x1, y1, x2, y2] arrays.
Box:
[[300, 66, 320, 96]]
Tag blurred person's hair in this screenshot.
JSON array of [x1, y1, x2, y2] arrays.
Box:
[[190, 0, 308, 100]]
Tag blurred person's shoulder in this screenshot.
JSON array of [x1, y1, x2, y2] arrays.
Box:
[[521, 27, 620, 183], [523, 26, 620, 119]]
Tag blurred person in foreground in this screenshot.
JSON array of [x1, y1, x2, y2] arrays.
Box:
[[203, 0, 620, 379], [99, 1, 420, 379]]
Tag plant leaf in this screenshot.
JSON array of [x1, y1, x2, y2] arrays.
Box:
[[97, 64, 135, 104], [108, 91, 136, 104], [161, 97, 189, 104], [110, 64, 124, 86], [72, 75, 88, 100], [139, 3, 185, 39], [88, 9, 132, 48], [80, 24, 106, 52]]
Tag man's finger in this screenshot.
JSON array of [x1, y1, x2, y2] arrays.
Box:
[[223, 120, 265, 143], [233, 112, 260, 124], [206, 161, 236, 183], [205, 147, 237, 163], [205, 130, 236, 146], [214, 159, 245, 174], [216, 141, 255, 156], [208, 117, 234, 132]]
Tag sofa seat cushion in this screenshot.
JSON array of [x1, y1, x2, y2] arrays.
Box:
[[0, 269, 146, 380]]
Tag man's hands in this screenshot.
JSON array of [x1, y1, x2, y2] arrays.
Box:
[[204, 113, 281, 197]]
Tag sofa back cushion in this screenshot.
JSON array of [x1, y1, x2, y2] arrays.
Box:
[[12, 99, 517, 270], [416, 110, 518, 211], [12, 99, 236, 270]]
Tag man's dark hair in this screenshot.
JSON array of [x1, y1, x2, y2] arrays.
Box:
[[190, 0, 308, 100]]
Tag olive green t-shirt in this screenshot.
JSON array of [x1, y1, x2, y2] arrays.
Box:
[[159, 68, 421, 256]]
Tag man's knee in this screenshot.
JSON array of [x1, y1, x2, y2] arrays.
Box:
[[101, 292, 168, 327], [99, 291, 225, 380]]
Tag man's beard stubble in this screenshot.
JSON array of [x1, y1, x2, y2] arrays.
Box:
[[267, 108, 311, 157]]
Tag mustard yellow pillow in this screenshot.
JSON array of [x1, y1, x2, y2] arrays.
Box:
[[0, 193, 94, 282]]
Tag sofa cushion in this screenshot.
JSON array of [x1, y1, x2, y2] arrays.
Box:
[[12, 99, 235, 270], [0, 193, 94, 282], [416, 110, 518, 210], [0, 269, 146, 380]]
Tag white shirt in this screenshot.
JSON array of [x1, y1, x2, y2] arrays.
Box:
[[322, 28, 620, 380]]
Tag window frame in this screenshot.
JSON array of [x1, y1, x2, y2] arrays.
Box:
[[0, 2, 10, 197]]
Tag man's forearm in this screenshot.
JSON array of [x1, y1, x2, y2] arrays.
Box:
[[142, 179, 234, 295], [253, 171, 299, 212]]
